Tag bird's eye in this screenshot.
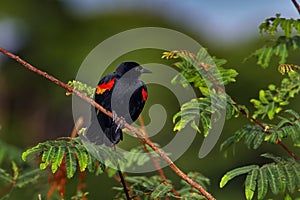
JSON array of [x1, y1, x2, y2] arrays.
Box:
[[136, 66, 142, 71]]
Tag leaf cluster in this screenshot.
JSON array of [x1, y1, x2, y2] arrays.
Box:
[[22, 137, 105, 179], [220, 153, 300, 200], [0, 162, 41, 190], [259, 14, 300, 37], [250, 14, 300, 68], [221, 109, 300, 153], [113, 172, 209, 199], [250, 72, 300, 119], [0, 140, 43, 199], [162, 50, 240, 136], [162, 50, 238, 93], [67, 80, 95, 98], [251, 36, 300, 68], [172, 94, 240, 137]]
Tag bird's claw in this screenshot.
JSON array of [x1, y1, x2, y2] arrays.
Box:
[[112, 111, 126, 132]]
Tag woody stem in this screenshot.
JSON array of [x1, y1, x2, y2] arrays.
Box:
[[0, 47, 216, 200]]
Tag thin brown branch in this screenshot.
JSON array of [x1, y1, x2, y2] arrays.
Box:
[[117, 162, 130, 200], [240, 109, 300, 161], [138, 116, 167, 180], [71, 117, 83, 138], [175, 50, 299, 161], [138, 116, 180, 198], [291, 0, 300, 15], [0, 47, 216, 200]]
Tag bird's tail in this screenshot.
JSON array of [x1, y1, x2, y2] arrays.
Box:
[[86, 119, 123, 146], [103, 125, 123, 145]]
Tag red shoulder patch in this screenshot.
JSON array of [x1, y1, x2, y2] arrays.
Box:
[[96, 78, 116, 94], [141, 88, 148, 101]]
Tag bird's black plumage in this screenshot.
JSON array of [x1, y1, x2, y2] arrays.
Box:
[[86, 62, 150, 146]]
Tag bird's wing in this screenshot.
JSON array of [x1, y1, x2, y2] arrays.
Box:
[[129, 82, 148, 122]]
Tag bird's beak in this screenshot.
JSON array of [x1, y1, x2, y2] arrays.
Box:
[[141, 68, 152, 73]]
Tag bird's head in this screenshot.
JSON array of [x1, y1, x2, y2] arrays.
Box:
[[115, 62, 151, 78]]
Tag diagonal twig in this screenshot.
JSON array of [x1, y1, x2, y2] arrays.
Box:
[[174, 50, 299, 161], [0, 47, 216, 200], [291, 0, 300, 15], [138, 116, 180, 198]]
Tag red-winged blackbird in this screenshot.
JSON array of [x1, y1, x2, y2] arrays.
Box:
[[86, 62, 151, 146]]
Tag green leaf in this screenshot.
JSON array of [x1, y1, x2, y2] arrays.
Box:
[[65, 147, 77, 179], [251, 73, 300, 120], [284, 193, 293, 200], [252, 131, 265, 149], [220, 153, 300, 200], [250, 36, 300, 68], [245, 168, 258, 200], [51, 146, 65, 173], [150, 182, 172, 198], [276, 164, 287, 193], [220, 136, 234, 152], [283, 164, 296, 193], [86, 151, 96, 173], [67, 80, 95, 98], [281, 19, 293, 38], [0, 168, 13, 184], [265, 164, 279, 194], [244, 132, 257, 149], [291, 164, 300, 188], [267, 102, 275, 119], [220, 165, 258, 188], [261, 153, 283, 163], [200, 112, 211, 137], [16, 168, 41, 188], [257, 168, 268, 200], [40, 145, 59, 170], [74, 145, 88, 172], [22, 144, 43, 161]]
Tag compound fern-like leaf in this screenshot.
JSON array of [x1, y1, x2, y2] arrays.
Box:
[[220, 165, 258, 188], [65, 146, 77, 179], [245, 168, 258, 200]]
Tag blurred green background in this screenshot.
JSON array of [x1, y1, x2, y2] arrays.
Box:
[[0, 0, 299, 199]]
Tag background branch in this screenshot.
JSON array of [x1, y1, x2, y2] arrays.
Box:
[[291, 0, 300, 15], [0, 47, 215, 200], [177, 50, 299, 161], [138, 116, 180, 198]]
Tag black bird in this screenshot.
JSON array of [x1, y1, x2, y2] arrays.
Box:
[[86, 62, 151, 146]]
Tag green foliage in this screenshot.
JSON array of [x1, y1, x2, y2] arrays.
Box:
[[2, 9, 300, 199], [259, 14, 300, 37], [220, 124, 266, 152], [220, 154, 300, 200], [121, 143, 163, 170], [0, 140, 42, 199], [67, 80, 95, 98], [178, 172, 210, 199], [0, 163, 41, 189], [0, 140, 23, 165], [172, 94, 240, 136], [71, 191, 89, 200], [162, 50, 240, 136], [250, 36, 300, 68], [274, 109, 300, 146], [250, 72, 300, 119], [250, 14, 300, 68], [113, 172, 209, 199], [162, 50, 238, 92], [124, 176, 173, 199], [221, 109, 300, 153], [22, 137, 105, 179], [221, 13, 300, 197]]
